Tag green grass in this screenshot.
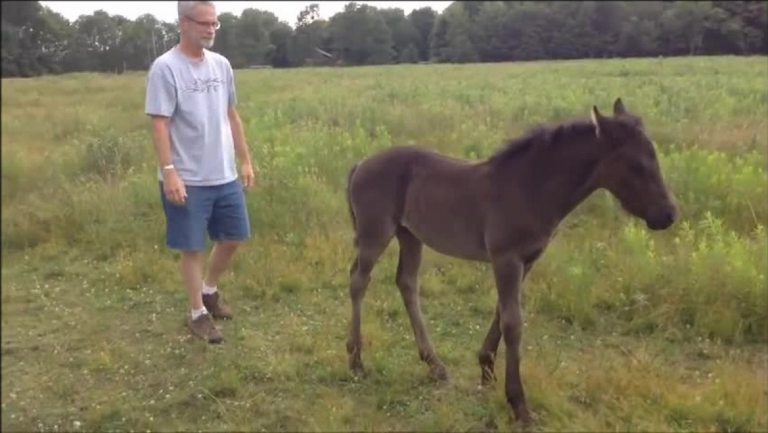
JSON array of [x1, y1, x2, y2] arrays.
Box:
[[2, 56, 767, 432]]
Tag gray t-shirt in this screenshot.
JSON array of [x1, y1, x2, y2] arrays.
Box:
[[145, 46, 238, 186]]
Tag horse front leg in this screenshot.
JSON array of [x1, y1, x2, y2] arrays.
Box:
[[491, 256, 533, 427], [477, 263, 532, 388]]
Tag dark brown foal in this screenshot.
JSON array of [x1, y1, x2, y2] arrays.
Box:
[[344, 98, 678, 426]]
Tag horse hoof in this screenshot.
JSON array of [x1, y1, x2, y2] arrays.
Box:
[[474, 383, 495, 396], [480, 371, 496, 388], [511, 408, 536, 431], [349, 360, 366, 378], [477, 380, 494, 391], [431, 364, 449, 382]]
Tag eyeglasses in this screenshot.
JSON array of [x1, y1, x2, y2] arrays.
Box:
[[185, 15, 220, 30]]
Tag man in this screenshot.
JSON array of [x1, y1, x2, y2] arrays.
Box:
[[145, 1, 257, 344]]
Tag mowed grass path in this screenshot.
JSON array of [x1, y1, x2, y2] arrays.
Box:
[[2, 56, 767, 432]]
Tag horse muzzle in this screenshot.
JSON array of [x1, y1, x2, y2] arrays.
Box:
[[645, 206, 677, 231]]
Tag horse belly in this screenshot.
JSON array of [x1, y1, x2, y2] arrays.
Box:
[[421, 232, 490, 262], [398, 157, 489, 261], [401, 205, 489, 262]]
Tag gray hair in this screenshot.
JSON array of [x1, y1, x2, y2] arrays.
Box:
[[178, 1, 214, 18]]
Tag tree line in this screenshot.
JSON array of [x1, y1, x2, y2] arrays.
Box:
[[2, 1, 766, 77]]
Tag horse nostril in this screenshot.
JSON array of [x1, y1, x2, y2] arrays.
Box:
[[647, 207, 676, 231], [660, 208, 676, 227], [666, 207, 678, 224]]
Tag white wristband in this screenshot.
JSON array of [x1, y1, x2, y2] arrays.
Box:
[[162, 164, 174, 170]]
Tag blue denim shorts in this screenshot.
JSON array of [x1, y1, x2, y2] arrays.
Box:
[[159, 179, 251, 251]]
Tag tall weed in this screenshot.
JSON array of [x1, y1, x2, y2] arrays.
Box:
[[532, 217, 767, 344], [78, 127, 150, 180], [660, 146, 767, 234]]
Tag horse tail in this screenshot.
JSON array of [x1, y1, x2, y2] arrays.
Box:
[[346, 162, 359, 247]]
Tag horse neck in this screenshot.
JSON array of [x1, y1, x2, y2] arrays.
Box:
[[500, 134, 608, 228], [538, 137, 608, 224]]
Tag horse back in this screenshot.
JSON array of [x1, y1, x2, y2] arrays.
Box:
[[347, 145, 431, 225], [349, 145, 492, 260]]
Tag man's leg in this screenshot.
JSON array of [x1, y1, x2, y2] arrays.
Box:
[[181, 251, 206, 312], [203, 179, 252, 319], [160, 182, 224, 344], [204, 240, 242, 288]]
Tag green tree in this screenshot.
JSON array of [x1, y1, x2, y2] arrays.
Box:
[[379, 8, 420, 61], [408, 7, 437, 61], [398, 43, 419, 63], [327, 3, 394, 65]]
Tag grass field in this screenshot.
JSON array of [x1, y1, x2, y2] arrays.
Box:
[[2, 56, 767, 432]]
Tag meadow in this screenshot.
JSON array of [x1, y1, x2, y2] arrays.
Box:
[[1, 56, 767, 432]]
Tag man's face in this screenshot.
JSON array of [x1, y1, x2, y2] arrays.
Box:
[[181, 3, 219, 49]]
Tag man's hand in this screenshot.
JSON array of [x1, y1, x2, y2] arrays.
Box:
[[241, 161, 258, 189], [163, 169, 187, 205]]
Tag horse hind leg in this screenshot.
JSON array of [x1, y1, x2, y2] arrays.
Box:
[[346, 223, 395, 376], [395, 227, 448, 381], [478, 306, 501, 387]]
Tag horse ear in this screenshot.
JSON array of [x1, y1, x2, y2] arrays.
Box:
[[613, 97, 627, 116], [591, 105, 605, 138]]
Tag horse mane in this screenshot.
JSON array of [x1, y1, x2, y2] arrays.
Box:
[[488, 117, 599, 164]]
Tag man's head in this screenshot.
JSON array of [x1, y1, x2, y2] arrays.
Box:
[[178, 1, 219, 50]]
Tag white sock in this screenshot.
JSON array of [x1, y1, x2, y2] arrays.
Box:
[[202, 281, 217, 295], [191, 306, 208, 320]]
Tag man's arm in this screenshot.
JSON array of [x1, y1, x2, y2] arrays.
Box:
[[145, 61, 186, 203], [151, 113, 186, 203], [224, 60, 257, 188], [225, 59, 252, 168], [228, 106, 251, 167], [228, 106, 257, 189], [145, 61, 177, 169], [151, 115, 174, 168]]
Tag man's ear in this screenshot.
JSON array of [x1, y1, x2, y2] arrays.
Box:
[[613, 97, 627, 116]]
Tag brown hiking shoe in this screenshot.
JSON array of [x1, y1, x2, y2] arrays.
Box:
[[187, 313, 224, 344], [202, 292, 233, 320]]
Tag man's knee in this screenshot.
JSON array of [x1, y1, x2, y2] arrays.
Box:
[[216, 239, 244, 251], [180, 250, 205, 260]]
